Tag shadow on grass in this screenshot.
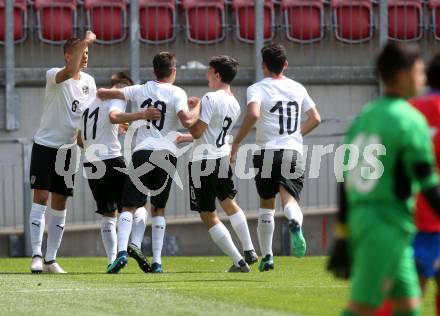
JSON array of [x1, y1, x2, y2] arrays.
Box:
[[127, 279, 263, 284]]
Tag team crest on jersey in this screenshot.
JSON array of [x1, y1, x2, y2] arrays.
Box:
[[30, 175, 36, 185], [82, 85, 89, 95]]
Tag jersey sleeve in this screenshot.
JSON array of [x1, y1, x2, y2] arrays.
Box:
[[108, 99, 127, 113], [302, 88, 316, 112], [199, 94, 215, 125], [403, 112, 440, 191], [123, 85, 142, 101], [247, 84, 261, 105], [46, 68, 61, 85], [174, 88, 188, 113]]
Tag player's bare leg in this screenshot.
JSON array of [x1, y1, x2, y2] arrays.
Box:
[[220, 198, 257, 264], [257, 198, 275, 271], [200, 211, 249, 272], [29, 189, 49, 273], [279, 185, 306, 258], [42, 192, 68, 274], [151, 206, 166, 273]]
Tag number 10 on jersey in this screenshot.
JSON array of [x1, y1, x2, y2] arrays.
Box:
[[270, 101, 299, 135]]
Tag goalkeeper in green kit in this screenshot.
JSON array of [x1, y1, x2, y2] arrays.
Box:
[[328, 42, 440, 316]]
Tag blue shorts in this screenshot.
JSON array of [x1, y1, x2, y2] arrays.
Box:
[[413, 232, 440, 278]]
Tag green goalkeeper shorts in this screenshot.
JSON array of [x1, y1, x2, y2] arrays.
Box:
[[349, 215, 420, 307]]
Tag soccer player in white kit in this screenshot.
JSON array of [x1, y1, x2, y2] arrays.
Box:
[[29, 31, 97, 273], [231, 44, 321, 271], [98, 52, 200, 273], [78, 72, 161, 272], [178, 56, 257, 272]]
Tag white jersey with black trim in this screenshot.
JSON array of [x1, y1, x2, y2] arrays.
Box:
[[80, 96, 127, 162], [246, 76, 316, 155], [34, 67, 97, 148], [191, 90, 241, 162], [123, 81, 188, 155]]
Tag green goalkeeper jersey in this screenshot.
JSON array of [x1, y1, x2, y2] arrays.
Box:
[[342, 96, 439, 233]]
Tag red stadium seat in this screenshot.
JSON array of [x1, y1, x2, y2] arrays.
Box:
[[332, 0, 373, 43], [139, 0, 175, 44], [429, 0, 440, 40], [231, 0, 275, 43], [0, 0, 27, 44], [182, 0, 225, 44], [281, 0, 324, 43], [34, 0, 77, 44], [84, 0, 127, 44], [388, 0, 423, 41]]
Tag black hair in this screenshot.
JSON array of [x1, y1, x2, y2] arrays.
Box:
[[376, 42, 421, 85], [261, 43, 287, 75], [427, 52, 440, 89], [209, 55, 239, 84], [153, 52, 176, 80]]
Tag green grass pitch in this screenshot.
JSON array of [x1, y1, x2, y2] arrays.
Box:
[[0, 257, 436, 315]]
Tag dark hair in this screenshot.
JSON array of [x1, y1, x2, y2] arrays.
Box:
[[427, 52, 440, 89], [63, 37, 82, 54], [111, 72, 134, 88], [261, 43, 287, 75], [376, 42, 421, 85], [209, 55, 239, 84], [153, 52, 176, 80]]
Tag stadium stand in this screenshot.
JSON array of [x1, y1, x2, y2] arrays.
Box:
[[84, 0, 127, 43], [231, 0, 275, 43], [34, 0, 77, 44], [182, 0, 226, 44], [388, 0, 423, 41], [331, 0, 374, 43], [281, 0, 325, 43], [0, 0, 27, 43], [429, 0, 440, 40], [139, 0, 176, 44]]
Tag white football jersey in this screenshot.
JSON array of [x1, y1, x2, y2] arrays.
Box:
[[34, 68, 97, 148], [247, 76, 316, 154], [80, 97, 127, 162], [123, 81, 188, 155], [191, 90, 241, 162]]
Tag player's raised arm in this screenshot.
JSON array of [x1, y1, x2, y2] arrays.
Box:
[[178, 96, 201, 128], [230, 101, 260, 163], [55, 31, 96, 84], [108, 108, 161, 124]]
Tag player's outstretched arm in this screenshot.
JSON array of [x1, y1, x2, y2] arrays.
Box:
[[97, 88, 125, 100], [230, 102, 260, 163], [301, 107, 321, 136], [109, 109, 161, 124], [178, 97, 201, 128], [55, 31, 96, 84]]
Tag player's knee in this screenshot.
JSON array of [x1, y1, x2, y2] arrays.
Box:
[[152, 208, 165, 217], [199, 212, 218, 227], [102, 211, 117, 218], [391, 297, 421, 315], [33, 190, 49, 205], [260, 198, 275, 210], [51, 193, 68, 210]]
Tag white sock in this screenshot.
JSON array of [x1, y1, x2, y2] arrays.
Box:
[[152, 216, 166, 264], [209, 222, 242, 266], [257, 208, 275, 257], [101, 217, 117, 264], [131, 207, 147, 248], [284, 202, 303, 226], [117, 211, 133, 253], [29, 203, 46, 257], [45, 208, 66, 262], [229, 209, 254, 251]]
